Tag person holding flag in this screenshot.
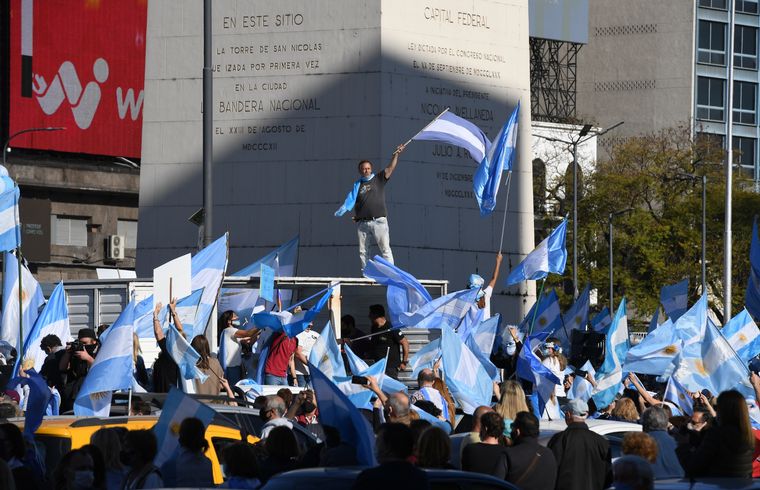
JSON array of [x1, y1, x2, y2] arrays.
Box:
[[466, 252, 503, 320], [334, 144, 406, 270]]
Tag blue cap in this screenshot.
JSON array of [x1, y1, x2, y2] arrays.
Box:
[[468, 274, 484, 289]]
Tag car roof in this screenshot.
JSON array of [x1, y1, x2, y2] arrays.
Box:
[[539, 418, 642, 435]]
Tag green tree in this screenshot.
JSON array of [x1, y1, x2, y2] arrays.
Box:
[[544, 125, 760, 324]]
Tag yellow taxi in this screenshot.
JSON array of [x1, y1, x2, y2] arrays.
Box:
[[13, 415, 259, 484]]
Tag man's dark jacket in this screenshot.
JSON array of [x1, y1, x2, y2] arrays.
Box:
[[547, 421, 612, 490]]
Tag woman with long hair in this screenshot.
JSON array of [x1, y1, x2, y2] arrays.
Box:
[[90, 428, 126, 490], [191, 335, 235, 401], [217, 310, 261, 386], [431, 377, 456, 428], [682, 390, 754, 478], [494, 380, 530, 436]]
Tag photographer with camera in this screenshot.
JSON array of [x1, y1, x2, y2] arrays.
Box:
[[57, 328, 99, 412]]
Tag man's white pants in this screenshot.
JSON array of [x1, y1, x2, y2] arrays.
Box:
[[357, 217, 394, 270]]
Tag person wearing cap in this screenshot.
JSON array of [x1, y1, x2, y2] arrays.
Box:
[[547, 398, 612, 490], [58, 328, 99, 412], [540, 338, 566, 419], [466, 252, 503, 321]]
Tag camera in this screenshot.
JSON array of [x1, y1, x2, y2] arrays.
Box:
[[749, 355, 760, 375], [69, 339, 85, 352]]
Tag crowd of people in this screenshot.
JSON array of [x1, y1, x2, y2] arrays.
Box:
[[0, 269, 757, 489]]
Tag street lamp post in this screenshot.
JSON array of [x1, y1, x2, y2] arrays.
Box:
[[533, 121, 624, 299], [3, 126, 65, 166], [609, 208, 632, 312], [677, 172, 708, 295]]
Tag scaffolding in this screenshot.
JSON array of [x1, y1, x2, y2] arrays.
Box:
[[530, 38, 582, 124]]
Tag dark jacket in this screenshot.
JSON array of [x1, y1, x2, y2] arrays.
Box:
[[682, 425, 754, 478], [547, 421, 612, 490], [647, 430, 684, 479], [505, 435, 558, 490], [352, 460, 430, 490]]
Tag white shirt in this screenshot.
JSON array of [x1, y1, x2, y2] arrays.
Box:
[[482, 285, 493, 320], [542, 356, 566, 397], [221, 327, 242, 368], [294, 329, 320, 375]]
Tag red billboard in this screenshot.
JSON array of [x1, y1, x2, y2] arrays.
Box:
[[9, 0, 147, 158]]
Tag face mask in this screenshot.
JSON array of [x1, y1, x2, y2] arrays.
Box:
[[73, 470, 95, 489], [302, 401, 316, 413], [231, 320, 241, 328], [84, 344, 97, 355]]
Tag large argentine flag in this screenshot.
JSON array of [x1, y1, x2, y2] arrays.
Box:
[[506, 219, 568, 285], [592, 299, 628, 409], [440, 325, 492, 414], [519, 289, 563, 334], [153, 387, 216, 466], [398, 287, 480, 330], [363, 256, 432, 328], [166, 323, 208, 382], [0, 166, 20, 252], [412, 110, 491, 164], [74, 301, 136, 416], [1, 251, 45, 356], [661, 279, 688, 322], [473, 102, 519, 216], [191, 234, 228, 337], [21, 282, 72, 373], [720, 308, 760, 363], [308, 321, 346, 380], [623, 318, 679, 375]]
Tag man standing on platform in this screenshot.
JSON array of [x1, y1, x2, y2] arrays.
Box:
[[335, 144, 406, 271]]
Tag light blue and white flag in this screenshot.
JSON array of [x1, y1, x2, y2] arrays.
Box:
[[466, 314, 500, 356], [473, 103, 519, 216], [398, 287, 480, 330], [519, 289, 563, 335], [1, 251, 45, 357], [344, 343, 407, 394], [310, 363, 376, 466], [647, 309, 660, 334], [166, 322, 208, 382], [308, 321, 346, 379], [253, 287, 333, 338], [592, 299, 628, 410], [623, 319, 680, 375], [464, 330, 500, 382], [412, 110, 491, 164], [721, 308, 760, 363], [567, 374, 593, 402], [516, 330, 560, 416], [591, 307, 612, 332], [663, 376, 693, 416], [157, 289, 204, 339], [556, 284, 591, 353], [190, 233, 228, 337], [74, 302, 135, 416], [333, 375, 375, 410], [661, 279, 689, 322], [20, 281, 71, 374], [440, 325, 493, 414], [132, 295, 157, 339], [506, 218, 568, 285], [410, 404, 452, 434], [410, 338, 441, 377], [221, 236, 299, 320], [0, 168, 20, 252], [672, 295, 707, 347], [363, 255, 432, 327], [153, 387, 216, 466], [746, 218, 760, 320]]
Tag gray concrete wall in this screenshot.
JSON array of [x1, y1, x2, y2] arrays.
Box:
[[138, 0, 536, 322], [576, 0, 695, 152]]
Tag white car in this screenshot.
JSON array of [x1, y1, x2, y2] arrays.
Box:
[[539, 418, 642, 459]]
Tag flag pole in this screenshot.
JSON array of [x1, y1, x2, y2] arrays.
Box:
[[497, 171, 514, 253], [402, 107, 450, 147], [527, 278, 547, 337], [127, 388, 133, 416]]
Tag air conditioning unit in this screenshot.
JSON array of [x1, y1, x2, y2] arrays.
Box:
[[107, 235, 126, 260]]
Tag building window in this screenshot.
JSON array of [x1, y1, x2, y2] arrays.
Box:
[[116, 219, 138, 249], [733, 136, 756, 179], [737, 0, 759, 14], [51, 216, 88, 247], [697, 77, 726, 121], [734, 81, 757, 124], [735, 25, 758, 69], [699, 0, 728, 8], [698, 21, 726, 65]]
